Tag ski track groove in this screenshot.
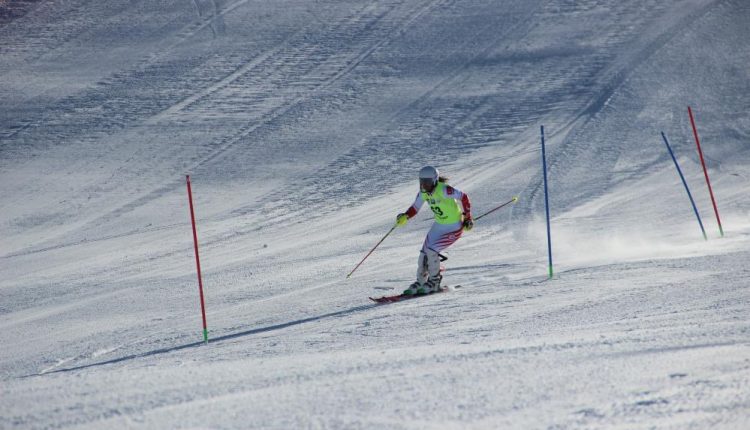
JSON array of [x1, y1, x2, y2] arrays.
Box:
[[179, 0, 450, 171], [11, 0, 713, 257], [1, 0, 283, 150], [258, 0, 698, 229], [2, 0, 445, 254], [2, 1, 750, 428], [519, 0, 720, 237], [224, 0, 543, 224]]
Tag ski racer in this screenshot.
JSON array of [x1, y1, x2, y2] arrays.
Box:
[[396, 166, 473, 295]]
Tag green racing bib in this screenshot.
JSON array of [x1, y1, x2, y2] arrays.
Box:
[[420, 182, 463, 224]]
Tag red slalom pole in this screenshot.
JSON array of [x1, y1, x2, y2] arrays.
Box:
[[688, 106, 724, 237], [186, 175, 209, 343]]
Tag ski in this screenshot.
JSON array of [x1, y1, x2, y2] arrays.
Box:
[[369, 285, 461, 304]]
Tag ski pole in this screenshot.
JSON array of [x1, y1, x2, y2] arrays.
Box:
[[347, 223, 398, 278], [474, 196, 519, 222]]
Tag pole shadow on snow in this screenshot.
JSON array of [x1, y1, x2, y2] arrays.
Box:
[[448, 263, 513, 273], [35, 304, 374, 377]]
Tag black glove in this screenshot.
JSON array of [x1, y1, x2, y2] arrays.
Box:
[[462, 217, 474, 232]]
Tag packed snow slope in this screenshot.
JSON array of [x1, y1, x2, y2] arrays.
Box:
[[2, 0, 749, 428]]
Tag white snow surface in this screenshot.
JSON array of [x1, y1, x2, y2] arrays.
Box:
[[2, 0, 750, 428]]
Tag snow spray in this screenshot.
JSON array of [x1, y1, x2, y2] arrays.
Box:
[[541, 125, 553, 279], [186, 175, 209, 343], [688, 106, 724, 237], [660, 132, 707, 241]]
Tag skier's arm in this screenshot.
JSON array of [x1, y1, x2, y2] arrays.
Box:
[[447, 185, 473, 231], [397, 193, 422, 226], [445, 186, 472, 219], [404, 192, 423, 218], [461, 192, 472, 219]]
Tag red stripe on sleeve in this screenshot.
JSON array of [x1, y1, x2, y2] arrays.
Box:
[[461, 193, 471, 217]]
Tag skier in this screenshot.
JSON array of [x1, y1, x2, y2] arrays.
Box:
[[396, 166, 473, 295]]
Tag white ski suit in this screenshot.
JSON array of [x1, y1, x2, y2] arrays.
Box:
[[403, 182, 471, 283]]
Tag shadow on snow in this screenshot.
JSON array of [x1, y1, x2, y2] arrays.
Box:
[[32, 304, 374, 377]]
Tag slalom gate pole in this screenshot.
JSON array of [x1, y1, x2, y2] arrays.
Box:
[[660, 132, 707, 241], [347, 224, 398, 278], [688, 106, 724, 237], [474, 196, 519, 221], [186, 175, 209, 343], [541, 125, 553, 279]]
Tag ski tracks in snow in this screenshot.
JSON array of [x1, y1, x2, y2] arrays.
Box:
[[520, 0, 726, 221], [2, 0, 452, 255]]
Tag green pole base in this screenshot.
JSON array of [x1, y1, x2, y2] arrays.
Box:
[[203, 328, 209, 343]]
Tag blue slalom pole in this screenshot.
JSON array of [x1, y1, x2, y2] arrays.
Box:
[[661, 132, 707, 241], [541, 125, 553, 279]]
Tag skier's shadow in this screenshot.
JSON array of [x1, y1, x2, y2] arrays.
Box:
[[36, 304, 373, 376]]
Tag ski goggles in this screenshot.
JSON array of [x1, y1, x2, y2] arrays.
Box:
[[419, 178, 436, 189]]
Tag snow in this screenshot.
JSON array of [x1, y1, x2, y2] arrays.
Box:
[[1, 0, 749, 428]]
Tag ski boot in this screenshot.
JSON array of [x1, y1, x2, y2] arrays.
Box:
[[418, 275, 442, 294], [403, 281, 422, 295]]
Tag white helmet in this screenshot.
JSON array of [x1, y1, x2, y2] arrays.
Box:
[[419, 165, 439, 188]]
